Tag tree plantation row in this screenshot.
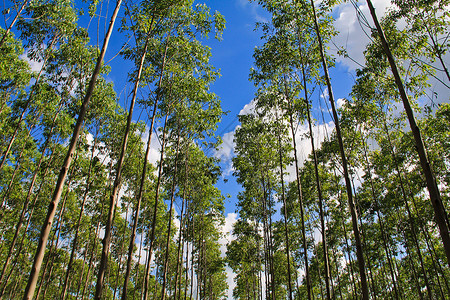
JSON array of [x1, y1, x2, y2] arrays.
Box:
[[1, 0, 228, 299], [0, 0, 449, 300], [227, 0, 449, 299]]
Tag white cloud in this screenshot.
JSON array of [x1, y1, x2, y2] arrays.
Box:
[[285, 121, 335, 182], [215, 129, 237, 177], [141, 124, 162, 167], [337, 98, 346, 109], [215, 99, 260, 176], [239, 98, 257, 115], [331, 1, 450, 106], [218, 212, 238, 299], [20, 53, 44, 73], [236, 0, 268, 23], [331, 0, 393, 70], [219, 212, 238, 258], [225, 266, 237, 299], [215, 130, 236, 161]]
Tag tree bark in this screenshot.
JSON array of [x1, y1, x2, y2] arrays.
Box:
[[308, 1, 370, 298], [143, 112, 170, 300], [22, 1, 122, 298], [121, 35, 168, 300], [0, 0, 29, 48], [366, 0, 450, 266], [161, 130, 182, 300]]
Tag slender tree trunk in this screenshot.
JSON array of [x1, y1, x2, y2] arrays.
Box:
[[143, 112, 170, 300], [284, 73, 313, 300], [74, 226, 91, 299], [297, 71, 331, 300], [307, 1, 369, 298], [133, 231, 144, 300], [404, 233, 424, 299], [189, 218, 195, 300], [39, 185, 71, 300], [121, 35, 168, 300], [113, 205, 129, 300], [174, 153, 189, 300], [0, 0, 29, 48], [267, 188, 276, 300], [353, 186, 377, 300], [61, 126, 97, 300], [0, 133, 37, 286], [335, 180, 357, 300], [161, 130, 182, 300], [95, 30, 143, 299], [61, 137, 98, 300], [274, 107, 293, 300], [380, 117, 433, 299], [0, 142, 56, 296], [81, 206, 104, 300], [360, 131, 400, 299], [366, 0, 450, 266], [22, 1, 122, 298]]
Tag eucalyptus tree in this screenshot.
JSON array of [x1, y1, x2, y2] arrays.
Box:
[[347, 2, 450, 291], [0, 24, 103, 291], [227, 219, 262, 299], [159, 65, 224, 300], [296, 0, 371, 298], [0, 28, 31, 115], [185, 158, 226, 300], [22, 0, 123, 298], [0, 0, 78, 172], [119, 1, 172, 296], [118, 3, 224, 299], [389, 0, 450, 82], [92, 0, 162, 293], [0, 0, 29, 48], [364, 0, 450, 265], [255, 88, 296, 299], [60, 74, 125, 299], [232, 112, 281, 299]]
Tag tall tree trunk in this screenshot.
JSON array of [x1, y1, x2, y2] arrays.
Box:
[[38, 181, 72, 300], [380, 115, 432, 299], [274, 107, 293, 300], [121, 36, 168, 300], [360, 130, 400, 299], [0, 128, 44, 288], [61, 136, 98, 300], [365, 0, 450, 266], [161, 130, 182, 300], [143, 112, 170, 300], [94, 24, 145, 299], [296, 69, 331, 300], [22, 1, 122, 298], [0, 141, 57, 296], [174, 149, 190, 300], [285, 73, 313, 300], [307, 1, 369, 298], [334, 178, 357, 300]]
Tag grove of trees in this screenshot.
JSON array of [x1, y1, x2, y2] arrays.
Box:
[[1, 0, 228, 299], [227, 0, 450, 299], [0, 0, 448, 299]]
